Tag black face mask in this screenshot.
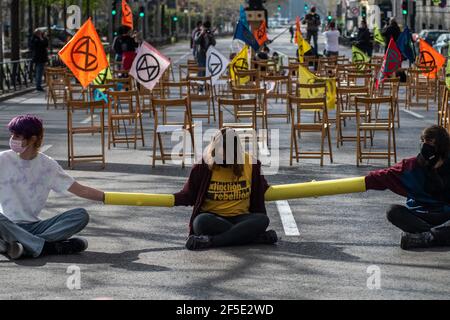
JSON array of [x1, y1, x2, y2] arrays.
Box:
[[420, 143, 438, 168]]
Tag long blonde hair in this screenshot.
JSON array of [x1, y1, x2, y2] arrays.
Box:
[[204, 128, 245, 178]]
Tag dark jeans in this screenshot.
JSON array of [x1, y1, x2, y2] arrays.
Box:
[[196, 53, 206, 77], [193, 213, 270, 247], [387, 205, 450, 245], [35, 63, 45, 89], [306, 30, 318, 55]]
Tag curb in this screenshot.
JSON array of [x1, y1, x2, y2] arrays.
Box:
[[0, 87, 40, 102]]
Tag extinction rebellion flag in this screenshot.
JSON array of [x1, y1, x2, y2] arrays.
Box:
[[375, 37, 402, 89], [130, 41, 171, 91]]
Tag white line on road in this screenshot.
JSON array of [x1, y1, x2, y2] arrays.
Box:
[[40, 145, 52, 153], [276, 200, 300, 236], [174, 52, 191, 65], [402, 109, 424, 119], [81, 114, 98, 124]]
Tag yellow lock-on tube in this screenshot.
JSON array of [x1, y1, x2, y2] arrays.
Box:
[[264, 176, 367, 202], [104, 177, 367, 207], [104, 192, 175, 207]]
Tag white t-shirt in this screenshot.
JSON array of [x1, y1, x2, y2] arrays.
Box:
[[323, 30, 340, 53], [0, 151, 75, 224]]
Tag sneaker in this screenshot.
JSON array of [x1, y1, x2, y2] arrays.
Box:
[[185, 235, 212, 251], [36, 87, 44, 92], [54, 237, 89, 255], [253, 230, 278, 245], [6, 242, 24, 260], [400, 232, 434, 250]]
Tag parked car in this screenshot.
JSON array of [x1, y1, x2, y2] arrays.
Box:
[[433, 33, 450, 55], [35, 26, 74, 49], [417, 29, 449, 46]]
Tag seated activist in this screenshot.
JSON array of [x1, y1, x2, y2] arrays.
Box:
[[174, 128, 278, 251], [0, 115, 104, 260], [365, 125, 450, 250]]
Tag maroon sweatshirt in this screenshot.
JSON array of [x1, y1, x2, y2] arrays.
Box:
[[174, 161, 270, 235]]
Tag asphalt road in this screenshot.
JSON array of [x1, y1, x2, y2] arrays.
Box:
[[0, 29, 449, 300]]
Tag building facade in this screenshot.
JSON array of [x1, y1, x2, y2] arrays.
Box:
[[415, 0, 450, 31]]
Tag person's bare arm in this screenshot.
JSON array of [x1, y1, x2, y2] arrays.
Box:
[[68, 182, 105, 202]]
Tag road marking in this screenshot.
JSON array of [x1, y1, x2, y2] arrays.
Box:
[[174, 52, 191, 65], [276, 200, 300, 236], [40, 145, 52, 153], [402, 109, 424, 119], [81, 114, 98, 124]]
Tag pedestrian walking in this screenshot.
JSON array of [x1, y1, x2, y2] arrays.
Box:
[[30, 29, 49, 92]]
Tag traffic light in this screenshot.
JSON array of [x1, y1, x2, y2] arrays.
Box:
[[172, 15, 178, 22], [327, 12, 332, 21], [111, 0, 117, 16], [402, 0, 408, 15], [361, 6, 367, 18], [277, 5, 281, 11], [304, 3, 308, 11], [139, 6, 145, 18]]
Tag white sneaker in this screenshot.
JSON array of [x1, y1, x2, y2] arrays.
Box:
[[6, 242, 24, 260]]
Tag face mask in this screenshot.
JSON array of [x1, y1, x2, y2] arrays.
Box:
[[420, 143, 438, 167], [9, 137, 29, 154]]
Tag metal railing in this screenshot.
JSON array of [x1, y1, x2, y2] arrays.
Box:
[[0, 59, 35, 94]]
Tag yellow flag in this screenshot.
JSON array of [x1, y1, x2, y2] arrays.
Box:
[[298, 65, 336, 109], [230, 45, 250, 85], [295, 17, 311, 63], [374, 25, 386, 46], [93, 54, 113, 86]]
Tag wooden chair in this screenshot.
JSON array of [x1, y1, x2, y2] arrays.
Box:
[[261, 74, 290, 123], [233, 69, 260, 88], [67, 100, 106, 169], [46, 68, 67, 109], [355, 96, 397, 166], [107, 90, 145, 149], [106, 77, 134, 91], [440, 86, 450, 129], [162, 80, 189, 99], [406, 68, 432, 111], [151, 97, 195, 168], [187, 75, 216, 123], [231, 87, 268, 131], [289, 95, 333, 166], [218, 98, 258, 132], [336, 85, 370, 148], [378, 77, 401, 128]]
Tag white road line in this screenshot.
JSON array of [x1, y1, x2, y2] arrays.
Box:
[[173, 52, 191, 65], [402, 109, 424, 119], [81, 114, 98, 124], [276, 200, 300, 236], [40, 145, 52, 153]]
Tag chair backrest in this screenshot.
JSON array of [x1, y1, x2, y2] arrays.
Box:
[[355, 96, 394, 122], [151, 97, 191, 126], [337, 85, 370, 111], [295, 82, 328, 98], [162, 81, 189, 98], [261, 74, 289, 97], [108, 90, 141, 115], [218, 98, 258, 129], [288, 95, 328, 125], [379, 77, 400, 99], [106, 77, 134, 91]]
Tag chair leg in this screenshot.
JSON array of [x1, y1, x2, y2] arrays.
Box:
[[152, 130, 157, 168], [327, 125, 333, 163]]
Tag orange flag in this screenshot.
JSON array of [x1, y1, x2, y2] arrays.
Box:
[[253, 20, 268, 46], [58, 18, 109, 88], [418, 40, 446, 79], [122, 0, 133, 30]]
